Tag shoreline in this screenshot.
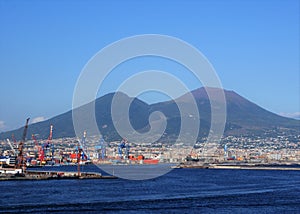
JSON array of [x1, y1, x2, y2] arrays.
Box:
[[209, 165, 300, 171], [1, 163, 299, 181], [0, 169, 117, 181], [180, 163, 300, 171]]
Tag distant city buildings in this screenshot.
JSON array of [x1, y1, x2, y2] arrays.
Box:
[[0, 131, 299, 166]]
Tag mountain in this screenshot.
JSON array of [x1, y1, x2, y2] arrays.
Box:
[[0, 88, 299, 142], [0, 92, 150, 141], [151, 87, 299, 139]]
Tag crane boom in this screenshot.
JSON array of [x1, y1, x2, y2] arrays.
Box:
[[6, 139, 16, 155], [16, 118, 30, 170], [49, 125, 54, 162], [22, 118, 30, 142], [11, 134, 17, 148], [32, 134, 44, 162], [48, 124, 53, 141]]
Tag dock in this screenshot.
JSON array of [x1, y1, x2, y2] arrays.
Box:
[[0, 168, 117, 181]]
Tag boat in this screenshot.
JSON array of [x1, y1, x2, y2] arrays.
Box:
[[171, 165, 182, 169], [0, 167, 22, 175], [143, 159, 159, 164]]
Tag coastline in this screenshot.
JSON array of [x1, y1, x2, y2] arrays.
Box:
[[179, 163, 300, 171], [0, 169, 117, 181]]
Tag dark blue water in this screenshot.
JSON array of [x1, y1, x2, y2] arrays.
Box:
[[1, 165, 300, 213]]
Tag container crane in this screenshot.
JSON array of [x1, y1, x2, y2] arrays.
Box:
[[48, 125, 54, 162], [118, 139, 130, 159], [80, 131, 88, 160], [7, 136, 18, 165], [6, 139, 17, 166], [74, 131, 88, 162], [76, 142, 83, 177], [75, 132, 86, 176], [16, 118, 30, 171], [95, 137, 106, 160], [44, 125, 54, 163], [224, 144, 228, 160], [32, 134, 45, 163]]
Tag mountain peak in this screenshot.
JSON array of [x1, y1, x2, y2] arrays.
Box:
[[190, 87, 250, 105]]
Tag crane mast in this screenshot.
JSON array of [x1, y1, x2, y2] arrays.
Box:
[[76, 131, 87, 176], [48, 125, 54, 162], [16, 118, 30, 171], [81, 131, 88, 160], [49, 124, 53, 141], [118, 139, 130, 159], [44, 124, 54, 163], [77, 142, 82, 177], [32, 134, 45, 164]]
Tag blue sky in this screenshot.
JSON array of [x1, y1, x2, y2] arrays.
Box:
[[0, 0, 299, 131]]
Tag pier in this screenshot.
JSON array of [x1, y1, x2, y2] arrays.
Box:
[[0, 169, 117, 181]]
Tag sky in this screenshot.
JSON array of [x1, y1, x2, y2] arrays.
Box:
[[0, 0, 299, 132]]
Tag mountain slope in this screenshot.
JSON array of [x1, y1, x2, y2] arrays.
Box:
[[0, 88, 299, 141], [151, 87, 299, 138], [0, 92, 151, 141]]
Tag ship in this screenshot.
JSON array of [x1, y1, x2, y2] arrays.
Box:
[[143, 158, 159, 164]]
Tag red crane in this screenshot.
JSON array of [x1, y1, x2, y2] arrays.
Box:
[[32, 134, 45, 163], [43, 124, 54, 162], [16, 118, 30, 171], [77, 143, 82, 177]]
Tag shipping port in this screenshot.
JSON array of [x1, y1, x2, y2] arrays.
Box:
[[1, 117, 300, 180], [0, 118, 117, 180]]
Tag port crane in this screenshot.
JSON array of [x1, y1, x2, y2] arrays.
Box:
[[95, 137, 106, 160], [6, 139, 16, 155], [48, 124, 54, 161], [11, 134, 18, 149], [16, 118, 30, 170], [118, 139, 130, 159], [75, 131, 88, 161], [74, 131, 88, 177], [43, 125, 54, 163], [80, 131, 88, 160], [32, 134, 45, 164], [6, 135, 18, 165], [76, 142, 83, 177]]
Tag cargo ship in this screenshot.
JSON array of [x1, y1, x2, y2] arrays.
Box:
[[143, 159, 159, 164], [128, 155, 159, 164]]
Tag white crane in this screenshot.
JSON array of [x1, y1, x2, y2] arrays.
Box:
[[6, 138, 16, 155]]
